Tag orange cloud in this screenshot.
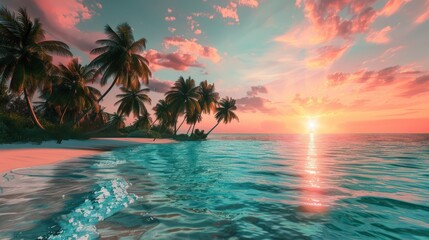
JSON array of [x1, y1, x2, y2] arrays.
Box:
[[306, 44, 350, 68], [380, 0, 410, 16], [366, 26, 392, 44], [292, 94, 347, 116], [238, 0, 259, 8], [399, 75, 429, 97], [415, 1, 429, 24]]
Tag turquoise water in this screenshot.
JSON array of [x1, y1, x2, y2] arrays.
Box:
[[1, 134, 429, 239]]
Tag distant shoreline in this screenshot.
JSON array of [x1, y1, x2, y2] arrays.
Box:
[[0, 138, 176, 174]]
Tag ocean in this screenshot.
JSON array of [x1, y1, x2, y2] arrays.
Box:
[[1, 134, 428, 239]]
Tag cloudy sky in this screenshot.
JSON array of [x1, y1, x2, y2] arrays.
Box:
[[3, 0, 429, 133]]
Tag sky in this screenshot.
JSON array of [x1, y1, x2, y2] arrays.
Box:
[[3, 0, 429, 133]]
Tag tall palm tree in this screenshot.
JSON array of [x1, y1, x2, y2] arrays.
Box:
[[0, 7, 72, 129], [165, 77, 201, 134], [199, 80, 219, 114], [188, 80, 219, 134], [153, 99, 172, 131], [115, 87, 151, 117], [51, 58, 99, 125], [75, 23, 152, 126], [91, 23, 151, 101], [206, 97, 239, 136]]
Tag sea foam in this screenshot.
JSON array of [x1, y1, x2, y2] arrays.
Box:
[[47, 178, 138, 239]]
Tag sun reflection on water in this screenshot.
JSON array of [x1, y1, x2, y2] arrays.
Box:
[[301, 133, 327, 213]]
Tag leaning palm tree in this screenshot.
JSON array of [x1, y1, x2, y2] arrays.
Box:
[[91, 23, 151, 101], [0, 7, 72, 129], [165, 77, 201, 134], [206, 97, 239, 136], [115, 87, 151, 117], [50, 58, 99, 125]]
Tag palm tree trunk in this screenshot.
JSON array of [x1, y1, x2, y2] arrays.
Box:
[[150, 118, 159, 129], [176, 116, 186, 134], [206, 121, 220, 136], [24, 88, 45, 130], [98, 76, 119, 103], [59, 103, 70, 125], [186, 124, 192, 135], [72, 76, 119, 128], [191, 122, 196, 134]]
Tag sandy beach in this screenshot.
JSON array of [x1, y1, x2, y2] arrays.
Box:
[[0, 138, 176, 173]]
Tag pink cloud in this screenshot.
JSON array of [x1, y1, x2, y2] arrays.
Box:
[[326, 65, 429, 95], [380, 0, 410, 16], [144, 49, 204, 71], [238, 0, 259, 8], [192, 12, 215, 19], [194, 29, 202, 35], [236, 86, 274, 113], [247, 85, 268, 96], [3, 0, 103, 53], [165, 16, 176, 22], [306, 44, 350, 68], [366, 26, 392, 44], [277, 0, 379, 47], [163, 36, 221, 63], [148, 78, 174, 93], [400, 75, 429, 97], [326, 73, 350, 86], [168, 27, 176, 33], [415, 1, 429, 24], [167, 8, 173, 13], [214, 2, 239, 23]]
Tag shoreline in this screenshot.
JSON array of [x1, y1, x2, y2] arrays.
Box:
[[0, 138, 176, 173]]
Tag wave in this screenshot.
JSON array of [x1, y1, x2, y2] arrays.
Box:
[[47, 179, 138, 239]]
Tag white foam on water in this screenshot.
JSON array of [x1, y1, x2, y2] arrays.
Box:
[[47, 178, 138, 239]]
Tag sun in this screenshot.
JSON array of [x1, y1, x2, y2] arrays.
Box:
[[307, 118, 317, 133]]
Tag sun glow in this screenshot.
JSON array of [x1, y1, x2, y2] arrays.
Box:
[[307, 118, 317, 133]]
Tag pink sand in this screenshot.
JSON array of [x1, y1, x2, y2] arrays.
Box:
[[0, 138, 175, 173]]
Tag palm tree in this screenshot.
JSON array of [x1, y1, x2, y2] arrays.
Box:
[[188, 80, 219, 134], [133, 111, 152, 130], [186, 110, 202, 135], [206, 97, 239, 136], [199, 80, 219, 114], [165, 77, 201, 134], [74, 23, 152, 126], [51, 58, 99, 125], [0, 7, 72, 129], [91, 23, 151, 101], [152, 99, 172, 131], [115, 87, 151, 117]]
